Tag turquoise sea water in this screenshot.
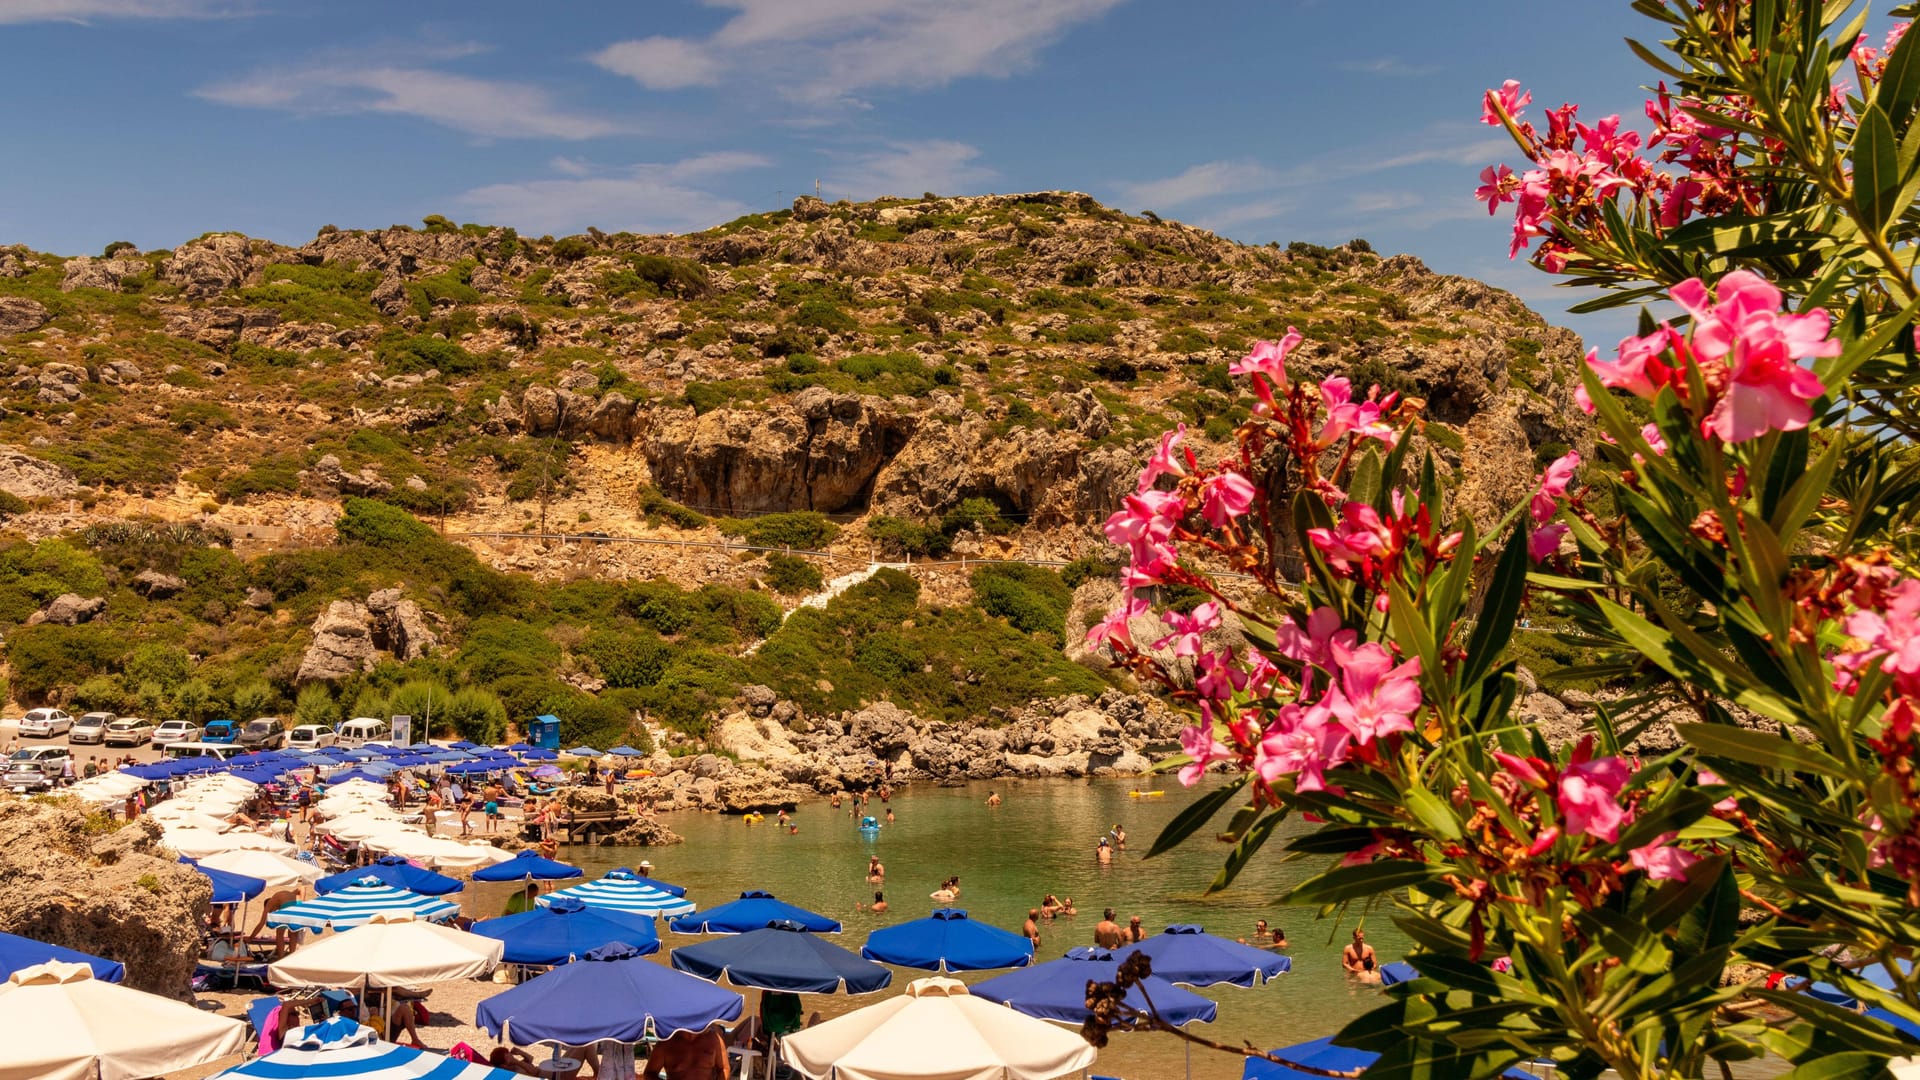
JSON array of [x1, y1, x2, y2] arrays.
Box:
[[460, 775, 1414, 1080]]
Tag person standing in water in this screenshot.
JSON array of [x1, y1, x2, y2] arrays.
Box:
[[1343, 928, 1378, 975], [986, 791, 1001, 807], [1024, 909, 1041, 948], [1094, 909, 1125, 949], [867, 856, 885, 883]]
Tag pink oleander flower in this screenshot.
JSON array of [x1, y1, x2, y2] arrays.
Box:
[[1307, 502, 1394, 574], [1557, 745, 1633, 842], [1273, 606, 1356, 675], [1528, 523, 1569, 563], [1526, 827, 1561, 857], [1475, 164, 1516, 212], [1154, 601, 1223, 658], [1836, 578, 1920, 696], [1530, 450, 1581, 524], [1137, 424, 1188, 493], [1255, 703, 1350, 793], [1493, 750, 1550, 790], [1085, 594, 1148, 649], [1318, 378, 1396, 446], [1229, 330, 1303, 384], [1628, 833, 1699, 882], [1200, 471, 1257, 528], [1587, 327, 1679, 399], [1482, 79, 1532, 125], [1323, 641, 1423, 743], [1639, 422, 1668, 456], [1178, 721, 1233, 786], [1194, 649, 1244, 701], [1669, 271, 1837, 442]]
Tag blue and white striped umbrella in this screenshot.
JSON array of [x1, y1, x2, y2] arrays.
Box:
[[216, 1017, 516, 1078], [537, 869, 696, 918], [265, 879, 460, 931]]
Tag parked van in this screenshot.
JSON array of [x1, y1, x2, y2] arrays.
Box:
[[162, 741, 242, 762], [335, 717, 392, 749]]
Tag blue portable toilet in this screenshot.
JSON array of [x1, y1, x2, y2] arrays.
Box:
[[529, 714, 561, 751]]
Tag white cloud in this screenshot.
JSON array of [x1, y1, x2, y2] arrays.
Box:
[[821, 140, 995, 201], [198, 62, 624, 140], [1345, 191, 1424, 215], [1115, 160, 1277, 209], [593, 0, 1122, 106], [0, 0, 244, 23], [549, 155, 593, 177], [1199, 197, 1296, 232], [592, 36, 724, 90], [453, 154, 768, 235]]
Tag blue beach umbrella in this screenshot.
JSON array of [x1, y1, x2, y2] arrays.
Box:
[[607, 745, 645, 757], [1865, 1008, 1920, 1041], [180, 858, 267, 905], [1118, 925, 1292, 988], [971, 948, 1218, 1027], [471, 849, 585, 883], [1242, 1036, 1380, 1080], [265, 879, 460, 930], [672, 922, 892, 994], [1806, 960, 1908, 1007], [507, 743, 535, 753], [566, 746, 601, 757], [217, 1016, 517, 1079], [119, 763, 173, 781], [315, 855, 464, 897], [668, 889, 840, 934], [861, 909, 1034, 972], [448, 741, 480, 751], [470, 896, 661, 965], [478, 942, 743, 1046], [539, 869, 695, 918], [520, 749, 559, 762], [0, 931, 125, 983]]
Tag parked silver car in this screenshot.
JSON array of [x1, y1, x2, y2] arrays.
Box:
[[69, 712, 116, 744], [18, 708, 73, 738]]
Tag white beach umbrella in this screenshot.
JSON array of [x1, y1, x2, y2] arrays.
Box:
[[267, 912, 503, 990], [0, 960, 248, 1080], [199, 848, 324, 891], [780, 976, 1098, 1080], [215, 1017, 516, 1079], [327, 779, 391, 799], [375, 834, 512, 869]]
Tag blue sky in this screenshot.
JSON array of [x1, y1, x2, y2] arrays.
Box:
[[0, 0, 1664, 341]]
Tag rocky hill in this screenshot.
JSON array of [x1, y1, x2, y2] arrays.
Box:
[[0, 192, 1588, 752]]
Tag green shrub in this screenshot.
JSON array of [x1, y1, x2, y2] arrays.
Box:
[[550, 237, 595, 262], [603, 254, 709, 300], [0, 491, 25, 517], [940, 497, 1016, 537], [294, 684, 340, 729], [336, 498, 437, 549], [441, 686, 508, 743], [168, 401, 238, 434], [216, 454, 304, 503], [582, 628, 673, 689], [716, 512, 840, 549], [637, 485, 706, 529], [1060, 553, 1122, 589], [794, 300, 857, 334], [406, 260, 482, 316], [458, 618, 561, 684], [375, 333, 492, 376], [7, 624, 128, 700], [867, 515, 951, 558], [970, 563, 1073, 646], [763, 553, 823, 595], [237, 264, 383, 324]]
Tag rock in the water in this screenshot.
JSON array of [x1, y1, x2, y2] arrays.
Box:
[[295, 600, 378, 682], [0, 796, 210, 998], [39, 593, 106, 626], [0, 446, 76, 499], [132, 570, 185, 598], [604, 817, 684, 846], [0, 297, 50, 334]]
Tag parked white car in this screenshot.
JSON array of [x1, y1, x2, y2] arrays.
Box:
[[69, 712, 115, 744], [10, 746, 71, 778], [102, 718, 155, 747], [18, 708, 73, 738], [287, 724, 338, 750], [335, 717, 392, 749], [2, 763, 54, 794], [151, 720, 202, 749]]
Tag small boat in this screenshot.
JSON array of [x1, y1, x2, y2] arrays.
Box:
[[743, 812, 764, 824], [1128, 790, 1165, 799]]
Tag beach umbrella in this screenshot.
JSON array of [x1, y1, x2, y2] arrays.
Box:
[[781, 976, 1098, 1080], [266, 879, 460, 930], [268, 912, 503, 991], [1117, 925, 1292, 988], [971, 948, 1217, 1027], [672, 922, 892, 995], [199, 848, 323, 891], [371, 833, 514, 870], [0, 960, 247, 1080], [478, 941, 743, 1046], [668, 889, 840, 934], [315, 855, 464, 897], [180, 857, 268, 905], [1379, 960, 1419, 986], [0, 933, 124, 984], [449, 740, 480, 751], [1241, 1036, 1379, 1080], [471, 849, 584, 883], [1865, 1007, 1920, 1040], [1806, 961, 1909, 1007], [566, 746, 602, 757], [470, 896, 661, 965], [860, 909, 1035, 973], [531, 764, 564, 779], [521, 748, 559, 761], [608, 745, 645, 757], [215, 1016, 517, 1080], [540, 868, 697, 918], [507, 742, 535, 753]]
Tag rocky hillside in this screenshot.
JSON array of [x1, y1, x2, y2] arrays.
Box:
[[0, 193, 1588, 748]]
